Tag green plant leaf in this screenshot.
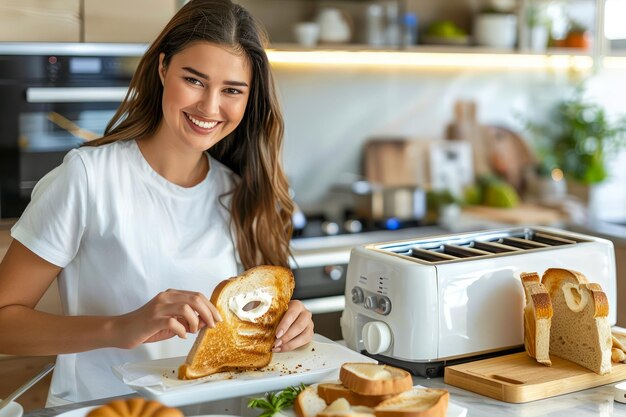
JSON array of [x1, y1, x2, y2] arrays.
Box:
[[247, 384, 307, 417]]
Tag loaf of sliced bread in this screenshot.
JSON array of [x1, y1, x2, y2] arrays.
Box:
[[340, 363, 413, 396], [294, 385, 328, 417], [318, 383, 394, 407], [520, 272, 553, 366], [541, 268, 612, 375], [317, 398, 375, 417], [374, 387, 449, 417]]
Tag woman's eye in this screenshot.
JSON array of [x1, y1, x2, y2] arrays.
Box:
[[185, 77, 203, 86], [224, 88, 242, 95]]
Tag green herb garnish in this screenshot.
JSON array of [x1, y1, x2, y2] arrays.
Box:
[[248, 383, 307, 417]]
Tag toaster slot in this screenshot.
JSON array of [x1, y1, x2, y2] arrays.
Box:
[[370, 227, 590, 264], [472, 241, 522, 253], [501, 237, 550, 249], [442, 244, 491, 258], [531, 232, 577, 246], [409, 247, 459, 262]]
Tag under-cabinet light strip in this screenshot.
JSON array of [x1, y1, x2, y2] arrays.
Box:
[[603, 56, 626, 70], [266, 50, 594, 71]]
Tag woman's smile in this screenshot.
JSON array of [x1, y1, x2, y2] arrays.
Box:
[[184, 111, 221, 133]]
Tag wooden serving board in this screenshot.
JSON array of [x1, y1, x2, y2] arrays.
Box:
[[444, 352, 626, 403]]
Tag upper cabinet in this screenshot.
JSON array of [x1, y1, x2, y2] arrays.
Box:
[[0, 0, 177, 43], [0, 0, 81, 42], [83, 0, 176, 43]]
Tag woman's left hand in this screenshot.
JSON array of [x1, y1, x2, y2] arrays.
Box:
[[273, 300, 314, 352]]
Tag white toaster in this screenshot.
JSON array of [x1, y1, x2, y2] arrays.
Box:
[[340, 226, 616, 377]]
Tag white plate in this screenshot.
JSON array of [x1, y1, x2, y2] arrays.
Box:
[[0, 401, 24, 417], [194, 415, 242, 417], [48, 405, 96, 417], [112, 336, 377, 407]]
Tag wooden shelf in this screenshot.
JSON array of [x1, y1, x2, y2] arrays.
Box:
[[269, 42, 592, 56]]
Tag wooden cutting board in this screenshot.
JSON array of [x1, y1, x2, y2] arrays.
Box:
[[444, 352, 626, 403], [462, 203, 563, 226]]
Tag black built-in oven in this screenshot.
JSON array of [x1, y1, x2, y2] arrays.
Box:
[[0, 44, 143, 218]]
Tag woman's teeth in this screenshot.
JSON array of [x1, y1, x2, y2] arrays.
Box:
[[186, 113, 218, 129]]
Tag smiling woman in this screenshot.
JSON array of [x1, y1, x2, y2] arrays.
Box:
[[0, 0, 313, 407], [156, 42, 251, 159]]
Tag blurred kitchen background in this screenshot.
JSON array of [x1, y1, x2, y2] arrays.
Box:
[[2, 0, 626, 408], [1, 0, 626, 224]]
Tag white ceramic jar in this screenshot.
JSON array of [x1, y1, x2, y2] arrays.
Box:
[[473, 13, 517, 48], [317, 8, 352, 43]]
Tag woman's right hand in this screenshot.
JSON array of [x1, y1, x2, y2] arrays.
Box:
[[114, 289, 222, 349]]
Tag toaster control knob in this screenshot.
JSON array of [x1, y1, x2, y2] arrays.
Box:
[[351, 287, 364, 304], [362, 321, 392, 354], [364, 295, 377, 310], [378, 297, 392, 315]]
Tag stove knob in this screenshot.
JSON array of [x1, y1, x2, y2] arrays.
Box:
[[321, 221, 340, 236], [364, 295, 377, 310], [362, 321, 392, 354], [351, 287, 364, 304], [344, 219, 363, 234], [324, 265, 344, 281]]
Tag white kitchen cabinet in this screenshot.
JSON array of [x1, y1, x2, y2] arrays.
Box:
[[0, 0, 80, 42], [83, 0, 177, 43]]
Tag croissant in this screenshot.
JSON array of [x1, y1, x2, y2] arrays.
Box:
[[86, 398, 184, 417]]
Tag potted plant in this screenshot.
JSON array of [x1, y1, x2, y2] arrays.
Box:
[[526, 4, 550, 52], [562, 20, 591, 49], [525, 87, 626, 200]]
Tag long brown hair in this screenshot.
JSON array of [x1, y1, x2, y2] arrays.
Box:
[[86, 0, 293, 269]]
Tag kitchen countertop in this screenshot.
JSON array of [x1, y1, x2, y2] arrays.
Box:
[[22, 373, 626, 417]]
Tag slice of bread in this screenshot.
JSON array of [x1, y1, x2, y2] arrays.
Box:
[[178, 265, 294, 379], [295, 385, 328, 417], [541, 268, 612, 375], [612, 330, 626, 351], [520, 272, 553, 366], [340, 363, 413, 396], [374, 387, 449, 417], [318, 383, 395, 407], [317, 398, 375, 417]]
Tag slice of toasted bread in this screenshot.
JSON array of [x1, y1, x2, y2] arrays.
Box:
[[541, 268, 612, 375], [317, 398, 376, 417], [178, 265, 294, 380], [612, 347, 626, 363], [612, 330, 626, 351], [318, 383, 395, 407], [520, 272, 553, 366], [373, 387, 449, 417], [294, 385, 328, 417], [340, 363, 413, 396]]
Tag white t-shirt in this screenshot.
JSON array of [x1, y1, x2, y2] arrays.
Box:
[[11, 139, 241, 404]]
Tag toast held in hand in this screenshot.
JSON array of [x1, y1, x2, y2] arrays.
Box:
[[178, 265, 294, 379]]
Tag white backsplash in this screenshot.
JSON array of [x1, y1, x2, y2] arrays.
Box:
[[273, 65, 626, 220]]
